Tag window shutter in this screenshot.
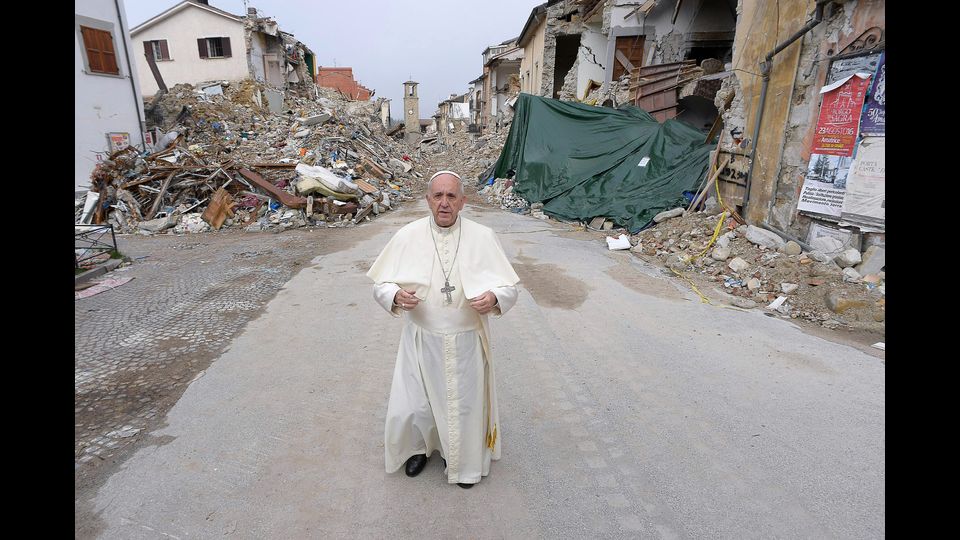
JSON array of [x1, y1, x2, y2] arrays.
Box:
[[143, 40, 152, 59], [222, 37, 232, 58], [81, 27, 104, 72], [198, 38, 208, 58], [99, 30, 119, 74], [159, 40, 170, 60]]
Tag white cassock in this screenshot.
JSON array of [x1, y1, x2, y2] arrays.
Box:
[[367, 215, 520, 484]]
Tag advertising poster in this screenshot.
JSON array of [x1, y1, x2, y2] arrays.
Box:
[[840, 138, 885, 229], [811, 74, 870, 156], [107, 132, 130, 153], [860, 52, 885, 136], [797, 153, 853, 217]]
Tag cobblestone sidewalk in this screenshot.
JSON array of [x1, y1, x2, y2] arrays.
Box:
[[74, 225, 379, 486]]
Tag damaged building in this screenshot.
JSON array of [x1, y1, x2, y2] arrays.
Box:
[[315, 67, 374, 101], [474, 39, 523, 134], [480, 0, 883, 262], [710, 0, 884, 258], [435, 93, 471, 135], [130, 1, 317, 99]]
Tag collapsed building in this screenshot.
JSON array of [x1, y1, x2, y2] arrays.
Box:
[[473, 0, 884, 333], [131, 1, 318, 102]]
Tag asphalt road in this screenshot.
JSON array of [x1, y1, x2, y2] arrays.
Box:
[[79, 199, 884, 539]]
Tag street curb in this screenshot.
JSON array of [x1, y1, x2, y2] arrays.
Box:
[[76, 258, 123, 286]]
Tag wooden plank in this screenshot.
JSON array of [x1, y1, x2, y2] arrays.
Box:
[[200, 188, 237, 230], [704, 114, 723, 144], [249, 162, 298, 168], [615, 49, 636, 73], [145, 172, 175, 220], [355, 179, 379, 194], [120, 174, 161, 189], [235, 168, 308, 209], [689, 156, 731, 211]]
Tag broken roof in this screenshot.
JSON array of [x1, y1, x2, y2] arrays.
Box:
[[131, 0, 243, 35], [517, 1, 563, 48]]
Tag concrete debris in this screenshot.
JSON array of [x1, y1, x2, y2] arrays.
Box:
[[138, 214, 179, 232], [79, 81, 423, 235], [628, 208, 884, 333], [653, 207, 685, 223], [298, 113, 331, 126], [781, 282, 799, 294], [728, 257, 750, 273], [711, 246, 731, 261], [825, 290, 869, 313], [810, 236, 845, 258], [808, 251, 833, 263], [855, 245, 885, 275], [835, 248, 862, 268], [745, 225, 786, 250], [730, 297, 758, 309], [842, 267, 862, 282]]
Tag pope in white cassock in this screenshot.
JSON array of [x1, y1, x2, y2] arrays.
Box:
[[366, 170, 520, 489]]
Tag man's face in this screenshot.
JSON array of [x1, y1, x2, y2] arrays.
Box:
[[426, 174, 466, 227]]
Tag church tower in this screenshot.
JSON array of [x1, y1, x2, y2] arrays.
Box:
[[403, 81, 420, 143]]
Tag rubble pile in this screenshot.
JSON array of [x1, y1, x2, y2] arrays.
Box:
[[583, 73, 634, 107], [80, 80, 425, 234], [420, 128, 510, 184], [478, 178, 530, 212], [629, 209, 885, 332]]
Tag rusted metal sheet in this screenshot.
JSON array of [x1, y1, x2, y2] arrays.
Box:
[[236, 168, 308, 209], [632, 60, 700, 121]]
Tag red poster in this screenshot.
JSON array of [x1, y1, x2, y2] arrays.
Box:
[[812, 74, 870, 156]]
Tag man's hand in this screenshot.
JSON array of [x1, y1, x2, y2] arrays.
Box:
[[469, 291, 499, 314], [394, 289, 420, 311]]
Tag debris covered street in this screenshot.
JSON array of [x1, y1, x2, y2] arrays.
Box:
[[77, 196, 883, 539]]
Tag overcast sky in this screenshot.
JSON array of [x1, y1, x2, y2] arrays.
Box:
[[123, 0, 538, 119]]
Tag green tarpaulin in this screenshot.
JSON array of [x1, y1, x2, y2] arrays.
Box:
[[492, 93, 713, 232]]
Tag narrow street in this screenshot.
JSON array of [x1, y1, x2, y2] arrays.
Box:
[[76, 195, 884, 538]]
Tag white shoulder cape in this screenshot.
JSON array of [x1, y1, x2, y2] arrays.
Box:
[[366, 216, 519, 300]]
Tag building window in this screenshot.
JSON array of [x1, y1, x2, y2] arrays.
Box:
[[144, 40, 170, 61], [197, 37, 232, 59], [80, 25, 119, 75]]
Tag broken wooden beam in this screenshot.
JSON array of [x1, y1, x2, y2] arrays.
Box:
[[249, 162, 298, 168], [235, 168, 308, 209], [201, 188, 237, 230], [145, 171, 176, 220]]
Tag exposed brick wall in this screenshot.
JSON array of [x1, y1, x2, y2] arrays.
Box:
[[315, 67, 372, 100]]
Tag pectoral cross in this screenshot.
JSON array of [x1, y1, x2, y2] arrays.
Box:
[[441, 280, 456, 304]]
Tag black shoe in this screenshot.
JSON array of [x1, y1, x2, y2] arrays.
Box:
[[442, 458, 475, 487], [405, 454, 428, 477]]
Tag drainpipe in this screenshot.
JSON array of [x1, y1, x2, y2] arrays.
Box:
[[114, 0, 147, 150], [743, 0, 834, 221]]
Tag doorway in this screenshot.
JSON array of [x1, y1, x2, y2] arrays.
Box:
[[553, 34, 581, 99]]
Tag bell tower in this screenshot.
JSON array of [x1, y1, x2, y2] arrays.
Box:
[[403, 80, 420, 143]]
